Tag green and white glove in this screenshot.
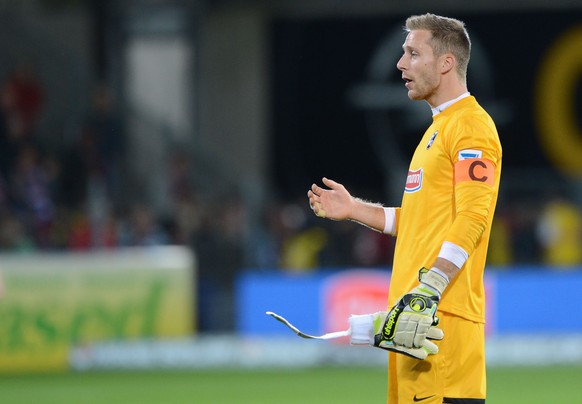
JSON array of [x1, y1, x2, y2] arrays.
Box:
[[349, 311, 443, 359], [349, 268, 448, 360]]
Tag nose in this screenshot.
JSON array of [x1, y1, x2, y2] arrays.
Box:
[[396, 54, 406, 71]]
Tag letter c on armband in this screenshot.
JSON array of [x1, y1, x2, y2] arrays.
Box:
[[455, 158, 495, 186]]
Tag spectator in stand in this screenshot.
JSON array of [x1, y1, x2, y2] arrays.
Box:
[[9, 144, 55, 248], [81, 83, 126, 203], [536, 195, 582, 267], [119, 203, 169, 247], [0, 210, 35, 252], [0, 87, 18, 179], [165, 149, 204, 245], [2, 62, 44, 142]]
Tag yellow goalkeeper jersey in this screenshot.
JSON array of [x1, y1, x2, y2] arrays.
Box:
[[388, 96, 502, 323]]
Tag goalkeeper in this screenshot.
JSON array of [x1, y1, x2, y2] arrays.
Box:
[[308, 13, 501, 404]]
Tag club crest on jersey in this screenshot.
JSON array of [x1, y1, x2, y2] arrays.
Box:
[[405, 168, 423, 193], [426, 131, 438, 149], [458, 149, 483, 160]]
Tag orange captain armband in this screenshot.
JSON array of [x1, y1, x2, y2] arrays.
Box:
[[454, 158, 495, 186]]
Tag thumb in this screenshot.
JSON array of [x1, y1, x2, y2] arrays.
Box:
[[322, 177, 339, 189], [421, 338, 439, 355], [427, 326, 444, 341]]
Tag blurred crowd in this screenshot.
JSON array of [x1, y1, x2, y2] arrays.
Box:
[[251, 193, 582, 271], [0, 63, 145, 252], [1, 63, 582, 331]]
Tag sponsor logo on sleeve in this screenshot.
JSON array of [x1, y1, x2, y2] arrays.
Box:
[[405, 168, 423, 193], [458, 149, 483, 160]]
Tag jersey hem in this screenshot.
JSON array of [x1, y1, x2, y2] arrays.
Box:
[[438, 307, 485, 324]]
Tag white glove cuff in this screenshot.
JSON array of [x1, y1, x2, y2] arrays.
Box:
[[421, 269, 449, 296], [348, 313, 375, 345]]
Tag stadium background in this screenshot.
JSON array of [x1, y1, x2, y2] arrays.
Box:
[[0, 0, 582, 402]]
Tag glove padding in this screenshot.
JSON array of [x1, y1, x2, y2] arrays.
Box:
[[349, 268, 448, 360], [383, 292, 440, 347], [349, 308, 443, 360], [376, 292, 442, 359], [384, 268, 448, 358]]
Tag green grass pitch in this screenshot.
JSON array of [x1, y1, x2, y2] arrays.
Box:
[[0, 365, 580, 403]]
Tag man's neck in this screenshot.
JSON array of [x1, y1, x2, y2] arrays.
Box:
[[426, 79, 468, 109]]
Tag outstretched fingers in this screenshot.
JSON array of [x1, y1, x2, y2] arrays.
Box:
[[308, 177, 352, 220], [310, 177, 341, 197], [308, 179, 334, 218], [310, 183, 321, 197], [307, 188, 319, 206], [322, 177, 341, 190], [308, 190, 326, 218]]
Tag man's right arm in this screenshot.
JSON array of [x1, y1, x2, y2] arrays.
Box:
[[350, 198, 395, 234], [307, 177, 398, 235]]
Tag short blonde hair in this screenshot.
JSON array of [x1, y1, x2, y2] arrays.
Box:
[[405, 13, 471, 81]]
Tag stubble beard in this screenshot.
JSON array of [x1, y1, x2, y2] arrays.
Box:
[[407, 77, 439, 103]]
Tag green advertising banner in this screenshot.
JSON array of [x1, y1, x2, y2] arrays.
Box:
[[0, 246, 195, 373]]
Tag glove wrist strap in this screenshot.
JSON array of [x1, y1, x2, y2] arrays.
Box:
[[420, 268, 449, 297]]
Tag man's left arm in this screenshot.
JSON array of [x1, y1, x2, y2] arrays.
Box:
[[429, 159, 498, 282], [374, 154, 500, 359]]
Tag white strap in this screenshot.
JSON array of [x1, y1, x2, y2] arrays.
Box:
[[438, 241, 468, 269], [382, 207, 396, 235]]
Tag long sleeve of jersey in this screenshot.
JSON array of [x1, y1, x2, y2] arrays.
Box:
[[447, 179, 494, 255], [388, 96, 502, 323], [444, 116, 501, 256]]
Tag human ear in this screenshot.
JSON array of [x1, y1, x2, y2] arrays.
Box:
[[440, 54, 455, 74]]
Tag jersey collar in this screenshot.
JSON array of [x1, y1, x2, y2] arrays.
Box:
[[431, 92, 471, 116]]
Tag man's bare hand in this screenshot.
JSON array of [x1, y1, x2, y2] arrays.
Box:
[[307, 177, 354, 221]]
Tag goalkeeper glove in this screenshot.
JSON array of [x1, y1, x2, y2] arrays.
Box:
[[349, 268, 448, 360], [349, 310, 443, 360]]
